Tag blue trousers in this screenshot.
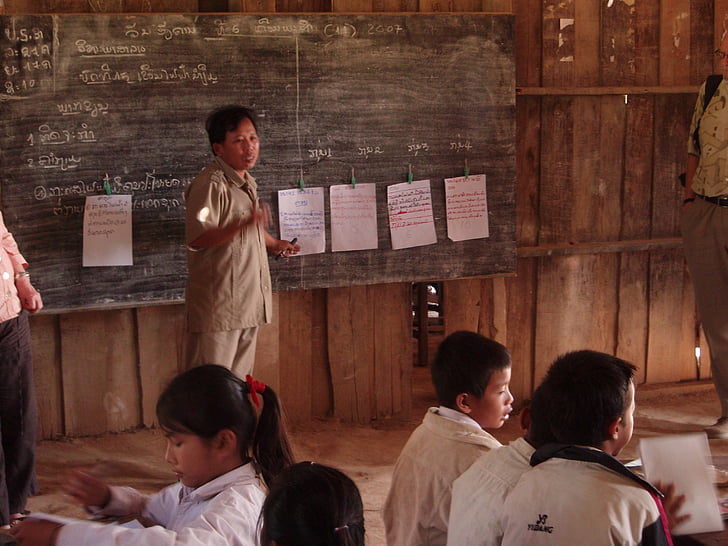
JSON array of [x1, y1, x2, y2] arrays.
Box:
[[0, 313, 38, 525]]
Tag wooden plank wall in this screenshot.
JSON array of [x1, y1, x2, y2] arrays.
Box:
[[3, 0, 719, 437]]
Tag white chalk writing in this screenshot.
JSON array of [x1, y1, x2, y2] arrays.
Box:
[[78, 62, 218, 86]]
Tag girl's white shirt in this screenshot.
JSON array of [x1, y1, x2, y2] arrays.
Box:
[[57, 462, 265, 546]]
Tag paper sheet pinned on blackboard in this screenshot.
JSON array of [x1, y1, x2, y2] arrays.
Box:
[[330, 183, 378, 252], [278, 187, 325, 255], [387, 179, 437, 250], [82, 194, 133, 267], [444, 174, 489, 241]]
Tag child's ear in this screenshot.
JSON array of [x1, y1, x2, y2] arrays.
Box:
[[455, 393, 472, 414], [213, 429, 238, 453], [605, 416, 622, 441]]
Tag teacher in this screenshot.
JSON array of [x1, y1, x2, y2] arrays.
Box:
[[682, 37, 728, 439], [184, 106, 299, 377]]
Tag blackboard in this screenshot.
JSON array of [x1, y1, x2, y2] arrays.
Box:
[[0, 13, 515, 311]]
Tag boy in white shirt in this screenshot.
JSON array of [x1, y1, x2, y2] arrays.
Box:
[[383, 331, 514, 546], [447, 389, 553, 546]]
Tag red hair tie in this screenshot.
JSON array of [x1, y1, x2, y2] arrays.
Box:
[[245, 375, 266, 408]]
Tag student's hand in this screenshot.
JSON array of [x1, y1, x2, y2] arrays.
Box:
[[9, 519, 63, 545], [63, 469, 111, 508], [655, 481, 691, 530], [15, 277, 43, 313]]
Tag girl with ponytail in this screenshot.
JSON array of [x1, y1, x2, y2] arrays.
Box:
[[12, 364, 294, 546]]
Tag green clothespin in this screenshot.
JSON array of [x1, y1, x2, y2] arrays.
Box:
[[464, 159, 470, 180], [407, 164, 413, 184], [298, 168, 305, 191], [104, 181, 112, 195], [351, 168, 356, 189]]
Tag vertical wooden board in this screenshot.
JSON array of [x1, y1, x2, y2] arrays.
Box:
[[690, 0, 713, 85], [28, 314, 63, 439], [331, 0, 373, 10], [514, 0, 541, 87], [136, 304, 185, 427], [489, 277, 507, 346], [572, 96, 624, 242], [596, 96, 626, 240], [278, 290, 314, 423], [254, 293, 281, 393], [542, 0, 575, 86], [573, 0, 599, 85], [276, 0, 332, 11], [699, 324, 712, 380], [240, 0, 278, 11], [124, 1, 198, 11], [601, 0, 637, 85], [372, 0, 418, 11], [443, 278, 482, 335], [622, 94, 654, 240], [645, 249, 696, 383], [659, 0, 691, 86], [590, 253, 619, 354], [310, 289, 333, 418], [516, 95, 540, 246], [716, 1, 728, 56], [538, 96, 574, 244], [534, 254, 612, 384], [505, 257, 536, 401], [633, 0, 660, 86], [373, 283, 411, 419], [651, 94, 695, 238], [327, 285, 374, 424], [616, 252, 649, 385], [483, 0, 511, 12], [571, 96, 602, 242], [60, 309, 140, 435], [417, 0, 483, 11]]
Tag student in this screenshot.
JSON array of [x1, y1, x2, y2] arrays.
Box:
[[500, 350, 687, 545], [383, 331, 514, 546], [260, 461, 365, 546], [447, 389, 553, 546], [184, 106, 300, 378], [11, 364, 294, 546]]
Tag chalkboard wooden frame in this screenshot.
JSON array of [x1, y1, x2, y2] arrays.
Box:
[[0, 13, 515, 311]]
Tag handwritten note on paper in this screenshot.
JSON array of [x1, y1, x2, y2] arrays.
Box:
[[444, 174, 489, 241], [387, 179, 437, 250], [330, 183, 378, 252], [82, 194, 133, 267], [278, 187, 325, 255]]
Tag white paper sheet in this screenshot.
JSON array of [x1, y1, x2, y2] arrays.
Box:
[[444, 173, 489, 241], [278, 187, 325, 255], [387, 179, 437, 250], [82, 194, 133, 267], [330, 183, 378, 252], [639, 433, 724, 535]]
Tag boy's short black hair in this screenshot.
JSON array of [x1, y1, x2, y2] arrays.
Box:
[[538, 350, 636, 447], [525, 385, 556, 448], [430, 331, 511, 408], [205, 105, 258, 148]]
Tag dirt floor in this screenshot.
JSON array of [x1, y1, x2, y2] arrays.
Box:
[[24, 366, 728, 545]]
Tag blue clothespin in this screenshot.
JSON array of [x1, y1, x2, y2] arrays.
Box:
[[351, 168, 356, 189]]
